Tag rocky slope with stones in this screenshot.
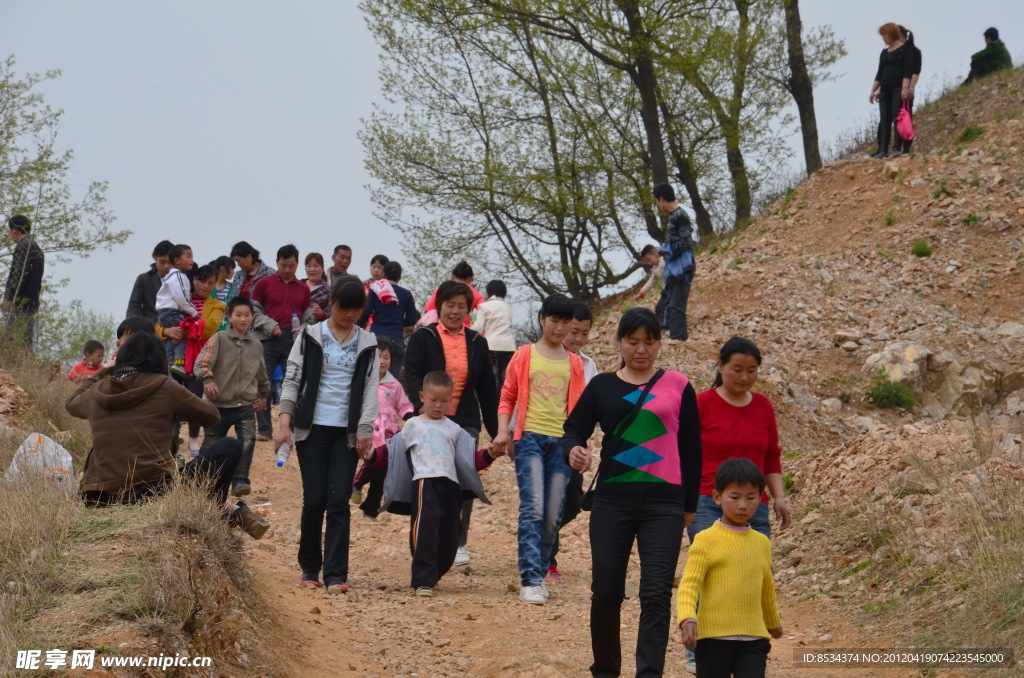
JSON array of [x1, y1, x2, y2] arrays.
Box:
[[601, 68, 1024, 658]]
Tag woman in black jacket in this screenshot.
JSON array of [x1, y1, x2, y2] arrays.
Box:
[[277, 280, 380, 593], [893, 26, 922, 155], [869, 22, 914, 158], [404, 280, 499, 565]]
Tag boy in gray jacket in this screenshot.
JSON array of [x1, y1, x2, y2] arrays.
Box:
[[370, 371, 504, 597], [193, 297, 271, 497]]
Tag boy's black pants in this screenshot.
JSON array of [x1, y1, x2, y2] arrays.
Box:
[[409, 476, 462, 588], [695, 638, 771, 678]]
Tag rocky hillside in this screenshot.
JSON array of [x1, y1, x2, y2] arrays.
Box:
[[587, 65, 1024, 657]]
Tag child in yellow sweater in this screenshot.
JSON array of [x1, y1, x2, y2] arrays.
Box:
[[676, 458, 783, 677]]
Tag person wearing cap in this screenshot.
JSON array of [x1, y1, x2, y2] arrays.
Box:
[[963, 27, 1012, 85], [3, 215, 45, 351]]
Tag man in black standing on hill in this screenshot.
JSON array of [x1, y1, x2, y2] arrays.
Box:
[[653, 183, 696, 341], [126, 240, 173, 322], [3, 215, 45, 352]]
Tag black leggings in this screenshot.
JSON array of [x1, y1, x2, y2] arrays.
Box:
[[82, 437, 242, 507], [876, 88, 904, 154], [589, 492, 686, 678]]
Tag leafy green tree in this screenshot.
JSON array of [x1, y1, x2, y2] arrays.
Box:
[[0, 56, 130, 279], [360, 1, 842, 296]]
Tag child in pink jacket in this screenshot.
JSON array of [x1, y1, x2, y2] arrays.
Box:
[[353, 338, 414, 517]]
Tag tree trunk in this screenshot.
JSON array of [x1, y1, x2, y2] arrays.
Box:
[[784, 0, 822, 175], [618, 0, 668, 242]]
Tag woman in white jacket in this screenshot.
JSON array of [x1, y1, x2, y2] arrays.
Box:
[[470, 280, 517, 389]]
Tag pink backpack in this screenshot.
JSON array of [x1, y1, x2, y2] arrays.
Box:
[[896, 101, 915, 141]]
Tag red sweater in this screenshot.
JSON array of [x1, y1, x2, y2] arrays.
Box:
[[696, 389, 781, 503], [252, 274, 311, 328]]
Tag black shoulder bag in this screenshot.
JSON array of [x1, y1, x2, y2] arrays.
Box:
[[579, 369, 664, 511]]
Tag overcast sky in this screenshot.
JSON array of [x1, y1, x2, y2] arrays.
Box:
[[3, 1, 1022, 321]]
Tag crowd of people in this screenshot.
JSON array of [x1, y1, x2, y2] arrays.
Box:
[[6, 179, 789, 677]]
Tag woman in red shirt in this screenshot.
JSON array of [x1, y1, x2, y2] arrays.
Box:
[[690, 337, 791, 540], [684, 337, 791, 672]]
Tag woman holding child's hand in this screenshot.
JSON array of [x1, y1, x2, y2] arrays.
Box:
[[561, 307, 702, 678], [277, 281, 381, 594]]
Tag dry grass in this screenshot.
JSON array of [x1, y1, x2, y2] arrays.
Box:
[[0, 345, 272, 675], [830, 420, 1024, 652], [0, 477, 80, 669]]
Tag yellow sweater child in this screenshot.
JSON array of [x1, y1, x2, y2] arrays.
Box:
[[676, 458, 782, 677]]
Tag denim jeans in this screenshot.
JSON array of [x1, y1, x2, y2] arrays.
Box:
[[203, 404, 257, 484], [513, 431, 570, 586], [686, 493, 771, 542], [158, 309, 186, 364]]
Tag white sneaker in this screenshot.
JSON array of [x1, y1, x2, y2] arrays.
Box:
[[539, 581, 550, 599], [454, 546, 471, 566], [520, 585, 545, 604]]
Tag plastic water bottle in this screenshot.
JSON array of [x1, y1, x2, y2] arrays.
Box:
[[276, 443, 291, 467], [291, 313, 301, 334]]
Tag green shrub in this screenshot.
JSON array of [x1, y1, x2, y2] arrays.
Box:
[[885, 210, 896, 226], [912, 240, 933, 257], [868, 377, 916, 409], [957, 125, 984, 143], [963, 213, 981, 227]]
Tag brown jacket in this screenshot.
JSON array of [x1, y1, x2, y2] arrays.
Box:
[[66, 367, 220, 493]]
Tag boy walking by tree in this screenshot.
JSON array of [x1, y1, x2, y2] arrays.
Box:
[[193, 297, 271, 497], [653, 183, 696, 341], [676, 458, 783, 677]]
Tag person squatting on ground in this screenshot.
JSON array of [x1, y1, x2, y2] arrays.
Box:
[[471, 279, 516, 390], [491, 293, 585, 605], [653, 183, 696, 341], [66, 332, 268, 539], [869, 23, 913, 159], [404, 280, 499, 567], [193, 296, 271, 498], [68, 340, 105, 383], [963, 27, 1012, 85], [563, 307, 702, 678], [548, 301, 598, 581], [352, 337, 415, 518], [276, 280, 380, 593], [369, 370, 505, 597], [636, 244, 665, 301], [677, 459, 783, 678], [155, 243, 199, 376]]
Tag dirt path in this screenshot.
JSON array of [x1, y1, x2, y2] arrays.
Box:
[[243, 429, 928, 678]]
